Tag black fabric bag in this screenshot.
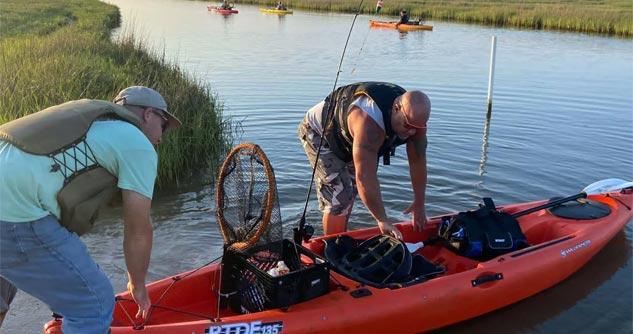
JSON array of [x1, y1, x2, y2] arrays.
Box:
[[438, 198, 529, 261]]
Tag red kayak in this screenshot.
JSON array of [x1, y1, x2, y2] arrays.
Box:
[[44, 183, 632, 333], [207, 5, 238, 14]]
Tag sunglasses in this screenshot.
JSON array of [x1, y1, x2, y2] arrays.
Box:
[[395, 103, 427, 130], [148, 108, 169, 133]]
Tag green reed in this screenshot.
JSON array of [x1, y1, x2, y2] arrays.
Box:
[[0, 0, 232, 187], [226, 0, 632, 36]]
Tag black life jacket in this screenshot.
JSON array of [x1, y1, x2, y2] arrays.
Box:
[[321, 82, 407, 165], [438, 198, 530, 261]]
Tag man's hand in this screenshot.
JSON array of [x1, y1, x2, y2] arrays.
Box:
[[377, 218, 403, 239], [127, 281, 151, 319], [404, 202, 427, 232]]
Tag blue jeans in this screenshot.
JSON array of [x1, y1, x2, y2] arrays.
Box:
[[0, 216, 114, 334]]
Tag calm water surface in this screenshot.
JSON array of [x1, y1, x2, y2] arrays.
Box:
[[6, 0, 632, 333]]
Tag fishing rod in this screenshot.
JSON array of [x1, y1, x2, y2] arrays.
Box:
[[294, 0, 366, 244]]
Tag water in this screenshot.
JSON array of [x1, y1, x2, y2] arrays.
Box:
[[5, 0, 632, 333]]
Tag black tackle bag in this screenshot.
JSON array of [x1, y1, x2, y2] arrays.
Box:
[[438, 198, 529, 261]]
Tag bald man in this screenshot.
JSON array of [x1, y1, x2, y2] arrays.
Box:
[[298, 82, 431, 238]]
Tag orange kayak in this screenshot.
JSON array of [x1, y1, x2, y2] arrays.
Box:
[[369, 19, 433, 31], [44, 189, 632, 333]]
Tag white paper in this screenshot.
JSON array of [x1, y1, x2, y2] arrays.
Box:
[[406, 241, 424, 253]]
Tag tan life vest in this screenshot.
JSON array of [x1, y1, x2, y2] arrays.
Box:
[[0, 99, 142, 235]]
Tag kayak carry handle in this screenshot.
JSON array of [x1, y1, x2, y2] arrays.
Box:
[[471, 273, 503, 287], [511, 192, 587, 218]]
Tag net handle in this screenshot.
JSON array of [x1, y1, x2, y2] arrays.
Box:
[[216, 143, 276, 251]]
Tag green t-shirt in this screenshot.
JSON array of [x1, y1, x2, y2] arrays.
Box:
[[0, 120, 157, 222]]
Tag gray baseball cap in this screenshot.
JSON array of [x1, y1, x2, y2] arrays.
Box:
[[113, 86, 182, 131]]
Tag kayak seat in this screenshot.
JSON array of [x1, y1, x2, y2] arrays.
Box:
[[324, 235, 444, 288]]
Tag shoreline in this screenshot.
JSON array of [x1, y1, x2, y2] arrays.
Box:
[[0, 0, 231, 188], [226, 0, 633, 37]]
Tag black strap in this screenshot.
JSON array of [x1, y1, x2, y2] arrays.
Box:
[[483, 197, 496, 210]]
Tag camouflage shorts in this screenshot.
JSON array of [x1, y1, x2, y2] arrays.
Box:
[[298, 119, 357, 216]]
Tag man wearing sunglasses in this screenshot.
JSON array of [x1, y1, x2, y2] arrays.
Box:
[[0, 86, 180, 333], [298, 82, 430, 239]]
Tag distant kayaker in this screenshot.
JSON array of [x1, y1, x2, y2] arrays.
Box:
[[0, 86, 181, 333], [276, 1, 287, 10], [398, 9, 409, 25], [375, 0, 384, 14], [220, 0, 232, 10], [298, 82, 431, 239]]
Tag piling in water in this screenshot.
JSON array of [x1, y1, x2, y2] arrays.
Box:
[[487, 36, 497, 114]]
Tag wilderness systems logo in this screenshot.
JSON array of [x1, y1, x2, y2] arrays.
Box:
[[205, 321, 283, 334], [560, 240, 591, 258]]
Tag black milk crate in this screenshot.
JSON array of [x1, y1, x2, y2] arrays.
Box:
[[221, 239, 330, 313]]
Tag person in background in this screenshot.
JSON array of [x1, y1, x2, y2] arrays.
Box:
[[375, 0, 384, 14], [398, 9, 409, 25], [220, 0, 232, 10], [0, 86, 181, 333], [298, 82, 431, 239]]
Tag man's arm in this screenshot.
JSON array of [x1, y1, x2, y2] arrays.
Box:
[[405, 129, 428, 231], [348, 107, 402, 238], [121, 189, 153, 319]]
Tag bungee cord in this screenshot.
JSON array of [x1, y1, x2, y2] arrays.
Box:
[[114, 254, 224, 328]]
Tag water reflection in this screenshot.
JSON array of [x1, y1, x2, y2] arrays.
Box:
[[479, 109, 492, 176], [260, 12, 289, 22]]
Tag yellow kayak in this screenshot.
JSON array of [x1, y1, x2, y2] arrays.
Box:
[[260, 8, 293, 14]]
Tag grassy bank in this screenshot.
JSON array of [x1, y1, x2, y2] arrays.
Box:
[[230, 0, 633, 36], [0, 0, 230, 187]]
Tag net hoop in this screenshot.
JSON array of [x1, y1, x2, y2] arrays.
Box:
[[216, 143, 276, 251]]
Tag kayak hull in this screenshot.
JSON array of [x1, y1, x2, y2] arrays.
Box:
[[260, 8, 293, 14], [207, 5, 238, 14], [369, 19, 433, 31], [44, 190, 633, 333]]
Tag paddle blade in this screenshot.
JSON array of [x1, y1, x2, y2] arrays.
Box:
[[583, 178, 633, 195]]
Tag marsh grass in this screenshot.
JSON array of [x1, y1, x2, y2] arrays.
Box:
[[0, 0, 231, 187], [229, 0, 632, 36]]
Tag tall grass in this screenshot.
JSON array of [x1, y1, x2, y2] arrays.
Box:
[[228, 0, 633, 36], [0, 0, 231, 187]]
